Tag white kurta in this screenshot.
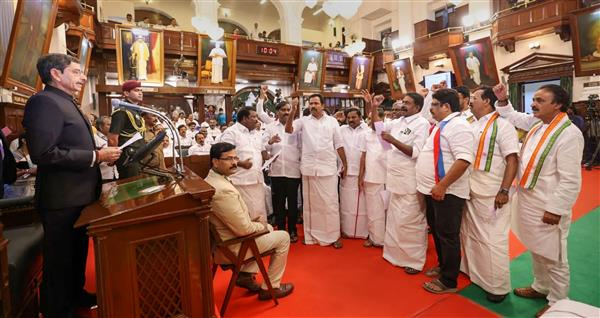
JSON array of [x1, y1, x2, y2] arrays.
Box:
[[131, 39, 149, 80], [304, 61, 318, 84], [339, 124, 369, 238], [460, 112, 519, 295], [496, 101, 584, 304], [362, 131, 388, 245], [293, 114, 344, 245], [382, 114, 430, 269]]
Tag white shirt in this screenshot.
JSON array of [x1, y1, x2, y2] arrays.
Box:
[[206, 127, 222, 143], [361, 130, 387, 184], [416, 112, 474, 199], [384, 114, 430, 194], [174, 134, 193, 147], [94, 131, 118, 180], [188, 143, 211, 156], [459, 108, 475, 123], [292, 114, 344, 176], [220, 122, 264, 185], [496, 101, 584, 215], [264, 120, 301, 178], [469, 111, 519, 196], [340, 123, 369, 176], [256, 99, 275, 125], [163, 145, 180, 158]]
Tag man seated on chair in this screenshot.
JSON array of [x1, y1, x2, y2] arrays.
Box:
[[205, 142, 294, 300]]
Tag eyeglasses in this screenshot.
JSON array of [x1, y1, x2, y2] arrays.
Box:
[[218, 156, 239, 162]]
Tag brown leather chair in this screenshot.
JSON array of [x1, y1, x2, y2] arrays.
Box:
[[209, 223, 278, 317]]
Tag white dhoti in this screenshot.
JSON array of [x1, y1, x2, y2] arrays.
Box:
[[383, 192, 427, 270], [339, 176, 368, 238], [512, 189, 572, 305], [363, 182, 386, 245], [460, 191, 511, 295], [302, 175, 341, 245], [235, 183, 267, 221]]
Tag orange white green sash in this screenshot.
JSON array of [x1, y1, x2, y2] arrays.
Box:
[[519, 112, 571, 189], [473, 112, 500, 172]]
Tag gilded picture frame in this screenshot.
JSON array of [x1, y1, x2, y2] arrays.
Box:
[[115, 26, 164, 86]]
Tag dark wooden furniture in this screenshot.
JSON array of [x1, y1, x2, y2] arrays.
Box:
[[413, 28, 464, 69], [0, 192, 43, 318], [210, 225, 277, 317], [164, 155, 211, 179], [76, 170, 216, 318], [492, 0, 578, 52]]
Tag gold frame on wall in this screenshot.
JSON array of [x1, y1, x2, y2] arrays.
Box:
[[197, 34, 237, 90], [571, 5, 600, 77], [0, 0, 58, 96], [348, 55, 374, 93], [297, 48, 327, 92], [385, 58, 417, 99], [115, 26, 164, 86]]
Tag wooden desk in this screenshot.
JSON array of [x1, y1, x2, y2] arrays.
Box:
[[76, 169, 215, 318]]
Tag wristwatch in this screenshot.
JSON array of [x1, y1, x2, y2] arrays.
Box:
[[499, 187, 509, 195]]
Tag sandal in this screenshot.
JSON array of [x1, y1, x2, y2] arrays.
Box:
[[363, 239, 374, 248], [404, 267, 420, 275], [424, 266, 441, 277], [332, 239, 343, 249], [513, 287, 547, 299], [423, 279, 457, 294]]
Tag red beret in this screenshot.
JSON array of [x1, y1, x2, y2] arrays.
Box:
[[122, 80, 141, 92]]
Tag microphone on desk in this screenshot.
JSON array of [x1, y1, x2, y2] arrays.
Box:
[[111, 99, 185, 176]]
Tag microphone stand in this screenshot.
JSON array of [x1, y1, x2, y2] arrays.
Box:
[[111, 99, 185, 177]]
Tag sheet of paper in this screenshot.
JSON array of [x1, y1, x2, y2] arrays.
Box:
[[262, 150, 281, 171], [119, 132, 143, 150], [374, 121, 392, 150]]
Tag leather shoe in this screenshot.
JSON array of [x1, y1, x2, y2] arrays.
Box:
[[514, 287, 547, 299], [290, 232, 298, 243], [486, 292, 508, 303], [332, 239, 343, 249], [75, 291, 97, 308], [258, 283, 294, 301], [236, 272, 261, 293]]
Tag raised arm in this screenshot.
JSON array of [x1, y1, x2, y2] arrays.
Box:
[[285, 97, 299, 134], [493, 83, 539, 131], [256, 86, 274, 124]]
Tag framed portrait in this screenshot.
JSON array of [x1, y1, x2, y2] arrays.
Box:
[[448, 37, 500, 89], [197, 35, 237, 89], [0, 0, 58, 96], [385, 58, 417, 99], [297, 49, 326, 92], [116, 26, 164, 86], [348, 55, 374, 92], [571, 5, 600, 77]]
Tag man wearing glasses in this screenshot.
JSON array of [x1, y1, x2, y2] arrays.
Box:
[[205, 142, 294, 300], [416, 89, 474, 294]]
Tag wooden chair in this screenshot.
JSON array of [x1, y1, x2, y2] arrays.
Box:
[[209, 224, 279, 317]]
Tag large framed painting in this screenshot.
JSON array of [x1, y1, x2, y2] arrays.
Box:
[[197, 35, 237, 89], [0, 0, 58, 96], [448, 37, 500, 89], [116, 26, 164, 86], [348, 55, 374, 92], [385, 58, 417, 99], [297, 49, 326, 92], [571, 5, 600, 77]]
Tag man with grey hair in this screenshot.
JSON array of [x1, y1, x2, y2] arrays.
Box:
[[24, 53, 121, 317]]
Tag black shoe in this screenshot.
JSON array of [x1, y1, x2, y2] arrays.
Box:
[[290, 232, 298, 243], [235, 272, 261, 293], [258, 283, 294, 300], [75, 291, 97, 308], [486, 292, 508, 303]]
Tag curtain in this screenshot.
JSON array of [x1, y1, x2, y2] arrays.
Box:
[[560, 76, 573, 106]]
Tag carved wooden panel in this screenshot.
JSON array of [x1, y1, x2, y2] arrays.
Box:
[[236, 61, 295, 83], [0, 102, 25, 139], [236, 38, 298, 65]]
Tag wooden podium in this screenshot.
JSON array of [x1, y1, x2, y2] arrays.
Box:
[[76, 169, 216, 318]]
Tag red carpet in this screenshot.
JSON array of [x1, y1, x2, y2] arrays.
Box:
[[82, 168, 599, 317]]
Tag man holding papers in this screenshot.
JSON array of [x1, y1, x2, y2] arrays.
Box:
[[366, 91, 430, 274]]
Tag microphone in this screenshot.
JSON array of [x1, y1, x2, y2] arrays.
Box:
[[111, 99, 185, 175], [123, 130, 166, 167]]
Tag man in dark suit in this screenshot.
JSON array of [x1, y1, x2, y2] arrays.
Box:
[[23, 53, 122, 318]]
